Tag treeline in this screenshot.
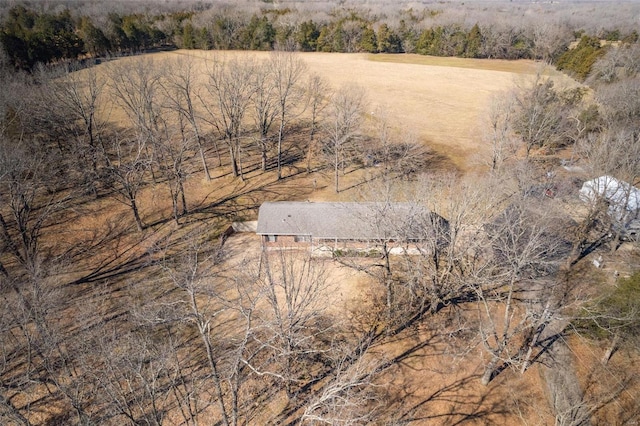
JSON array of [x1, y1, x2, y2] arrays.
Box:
[[0, 5, 170, 69], [2, 3, 640, 80]]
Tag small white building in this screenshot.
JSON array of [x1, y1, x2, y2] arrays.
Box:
[[580, 175, 640, 239]]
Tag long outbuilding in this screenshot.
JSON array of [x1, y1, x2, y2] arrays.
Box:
[[256, 201, 448, 253]]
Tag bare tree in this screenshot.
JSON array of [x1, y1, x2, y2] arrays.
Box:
[[0, 276, 35, 426], [484, 94, 518, 173], [153, 231, 268, 426], [360, 109, 429, 180], [573, 129, 640, 252], [322, 84, 366, 193], [107, 57, 164, 184], [0, 138, 65, 276], [402, 174, 491, 315], [104, 134, 150, 232], [301, 349, 380, 425], [475, 197, 570, 385], [51, 63, 108, 177], [162, 57, 213, 181], [574, 272, 640, 366], [269, 50, 307, 180], [305, 74, 330, 174], [156, 112, 190, 225], [201, 55, 256, 180], [595, 75, 640, 131], [511, 75, 571, 157], [93, 326, 174, 426], [0, 259, 99, 426], [155, 236, 232, 425], [528, 21, 571, 64], [252, 250, 333, 398], [0, 70, 31, 141], [108, 58, 162, 137], [589, 44, 640, 84], [250, 61, 278, 172]]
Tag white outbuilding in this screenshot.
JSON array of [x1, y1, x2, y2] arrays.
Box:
[[580, 175, 640, 238], [580, 176, 640, 211]]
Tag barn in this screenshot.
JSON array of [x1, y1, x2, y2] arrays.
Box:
[[256, 201, 448, 254]]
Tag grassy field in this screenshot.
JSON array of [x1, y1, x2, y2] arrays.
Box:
[[146, 50, 580, 172]]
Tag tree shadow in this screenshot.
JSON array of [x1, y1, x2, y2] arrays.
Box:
[[394, 373, 521, 425], [275, 290, 481, 423]]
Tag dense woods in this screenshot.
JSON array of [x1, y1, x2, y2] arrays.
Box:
[[1, 0, 640, 80], [0, 0, 639, 425]]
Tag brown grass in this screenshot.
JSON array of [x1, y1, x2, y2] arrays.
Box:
[[27, 51, 617, 425], [366, 53, 546, 73], [109, 49, 579, 173]]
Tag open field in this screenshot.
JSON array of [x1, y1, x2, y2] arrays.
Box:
[[144, 50, 579, 171]]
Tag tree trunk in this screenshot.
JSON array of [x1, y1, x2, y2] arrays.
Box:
[[229, 144, 239, 178], [0, 212, 24, 264], [306, 143, 312, 174], [200, 326, 230, 426], [179, 180, 188, 216], [610, 228, 622, 253], [195, 135, 211, 181], [130, 198, 144, 232], [334, 150, 340, 193], [481, 355, 498, 386], [306, 123, 316, 174], [171, 185, 180, 225], [260, 135, 267, 172], [521, 302, 551, 374], [277, 122, 284, 180], [601, 333, 620, 365], [236, 143, 245, 182]]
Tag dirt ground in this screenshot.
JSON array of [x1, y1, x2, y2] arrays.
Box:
[[223, 232, 373, 316], [222, 233, 561, 425]]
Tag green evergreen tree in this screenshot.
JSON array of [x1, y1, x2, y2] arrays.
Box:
[[465, 24, 482, 58], [556, 35, 605, 80], [295, 20, 320, 52], [359, 25, 377, 53], [78, 17, 110, 56], [182, 22, 195, 49], [317, 22, 345, 52], [106, 12, 128, 51], [195, 27, 212, 50], [241, 15, 275, 50], [377, 23, 402, 53], [449, 28, 468, 56], [0, 6, 83, 69], [398, 19, 418, 53], [415, 28, 434, 55]]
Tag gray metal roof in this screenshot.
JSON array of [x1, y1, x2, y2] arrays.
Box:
[[256, 202, 441, 240]]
